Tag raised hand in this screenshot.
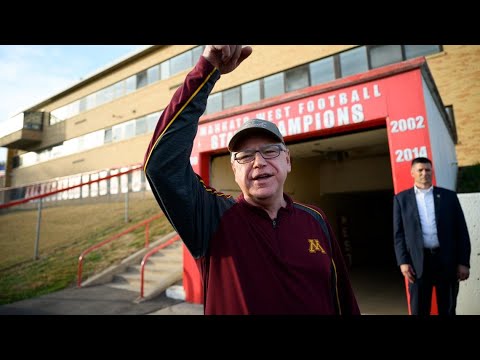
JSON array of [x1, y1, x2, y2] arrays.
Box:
[[202, 45, 253, 74]]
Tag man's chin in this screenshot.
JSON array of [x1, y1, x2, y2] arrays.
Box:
[[251, 190, 274, 201]]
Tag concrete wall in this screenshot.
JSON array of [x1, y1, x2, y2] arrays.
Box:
[[210, 152, 393, 201], [284, 156, 321, 203], [457, 193, 480, 315], [318, 155, 393, 193]]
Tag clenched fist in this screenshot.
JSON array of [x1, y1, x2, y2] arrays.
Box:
[[202, 45, 252, 74]]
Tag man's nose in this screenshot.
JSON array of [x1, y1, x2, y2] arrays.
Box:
[[252, 151, 267, 166]]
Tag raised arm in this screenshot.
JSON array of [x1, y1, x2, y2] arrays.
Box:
[[143, 46, 251, 258]]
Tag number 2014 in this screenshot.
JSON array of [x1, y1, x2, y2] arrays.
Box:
[[395, 146, 428, 162]]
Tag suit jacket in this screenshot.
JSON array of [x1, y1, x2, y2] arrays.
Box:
[[393, 186, 470, 280]]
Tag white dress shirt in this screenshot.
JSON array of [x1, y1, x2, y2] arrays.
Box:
[[414, 185, 440, 249]]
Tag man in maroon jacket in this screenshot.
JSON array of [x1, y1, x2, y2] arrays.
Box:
[[144, 45, 360, 315]]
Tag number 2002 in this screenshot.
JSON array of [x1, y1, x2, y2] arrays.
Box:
[[390, 116, 425, 133]]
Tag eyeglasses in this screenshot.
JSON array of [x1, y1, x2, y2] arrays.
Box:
[[232, 144, 287, 164]]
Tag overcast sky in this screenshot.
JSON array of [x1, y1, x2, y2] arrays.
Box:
[[0, 45, 150, 164]]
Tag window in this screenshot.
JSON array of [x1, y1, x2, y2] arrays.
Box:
[[370, 45, 403, 68], [241, 80, 261, 105], [170, 51, 192, 75], [147, 112, 160, 132], [79, 98, 87, 112], [112, 124, 124, 142], [63, 138, 79, 156], [136, 70, 148, 89], [21, 152, 38, 167], [192, 46, 205, 63], [223, 87, 241, 109], [405, 45, 442, 59], [340, 46, 368, 77], [51, 107, 67, 124], [69, 101, 80, 118], [135, 116, 147, 135], [77, 137, 85, 151], [85, 93, 96, 111], [97, 85, 114, 106], [125, 75, 136, 94], [51, 144, 64, 158], [310, 57, 335, 85], [39, 149, 51, 162], [83, 130, 104, 150], [23, 111, 43, 130], [285, 65, 309, 92], [104, 128, 112, 143], [206, 92, 222, 114], [112, 82, 125, 99], [147, 65, 160, 84], [124, 120, 136, 139], [160, 61, 170, 79], [264, 73, 285, 99]]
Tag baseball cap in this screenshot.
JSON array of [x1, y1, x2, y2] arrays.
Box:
[[228, 119, 285, 152]]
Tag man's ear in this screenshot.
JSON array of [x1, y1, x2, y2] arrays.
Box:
[[286, 150, 292, 173]]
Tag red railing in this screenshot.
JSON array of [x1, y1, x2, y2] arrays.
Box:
[[139, 233, 181, 299], [77, 212, 164, 287]]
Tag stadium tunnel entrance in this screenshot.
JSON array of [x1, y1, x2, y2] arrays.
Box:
[[210, 127, 407, 314], [183, 58, 457, 315]]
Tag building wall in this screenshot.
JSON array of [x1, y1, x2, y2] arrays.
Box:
[[426, 45, 480, 166], [33, 45, 196, 151], [6, 45, 480, 187], [12, 133, 151, 184]]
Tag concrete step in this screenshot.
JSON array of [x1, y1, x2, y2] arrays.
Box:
[[147, 256, 182, 265], [149, 250, 182, 260], [129, 262, 181, 274], [103, 241, 184, 302], [108, 269, 182, 297]]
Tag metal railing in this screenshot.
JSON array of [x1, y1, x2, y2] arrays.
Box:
[[77, 212, 165, 287], [139, 233, 181, 299], [0, 163, 143, 209], [1, 164, 147, 263]]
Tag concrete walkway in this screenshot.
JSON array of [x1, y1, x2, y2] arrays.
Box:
[[0, 284, 203, 315], [149, 302, 203, 315]]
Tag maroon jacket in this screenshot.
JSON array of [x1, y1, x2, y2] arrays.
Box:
[[144, 56, 360, 315]]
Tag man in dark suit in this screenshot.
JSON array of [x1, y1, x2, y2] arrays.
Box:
[[393, 157, 471, 315]]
